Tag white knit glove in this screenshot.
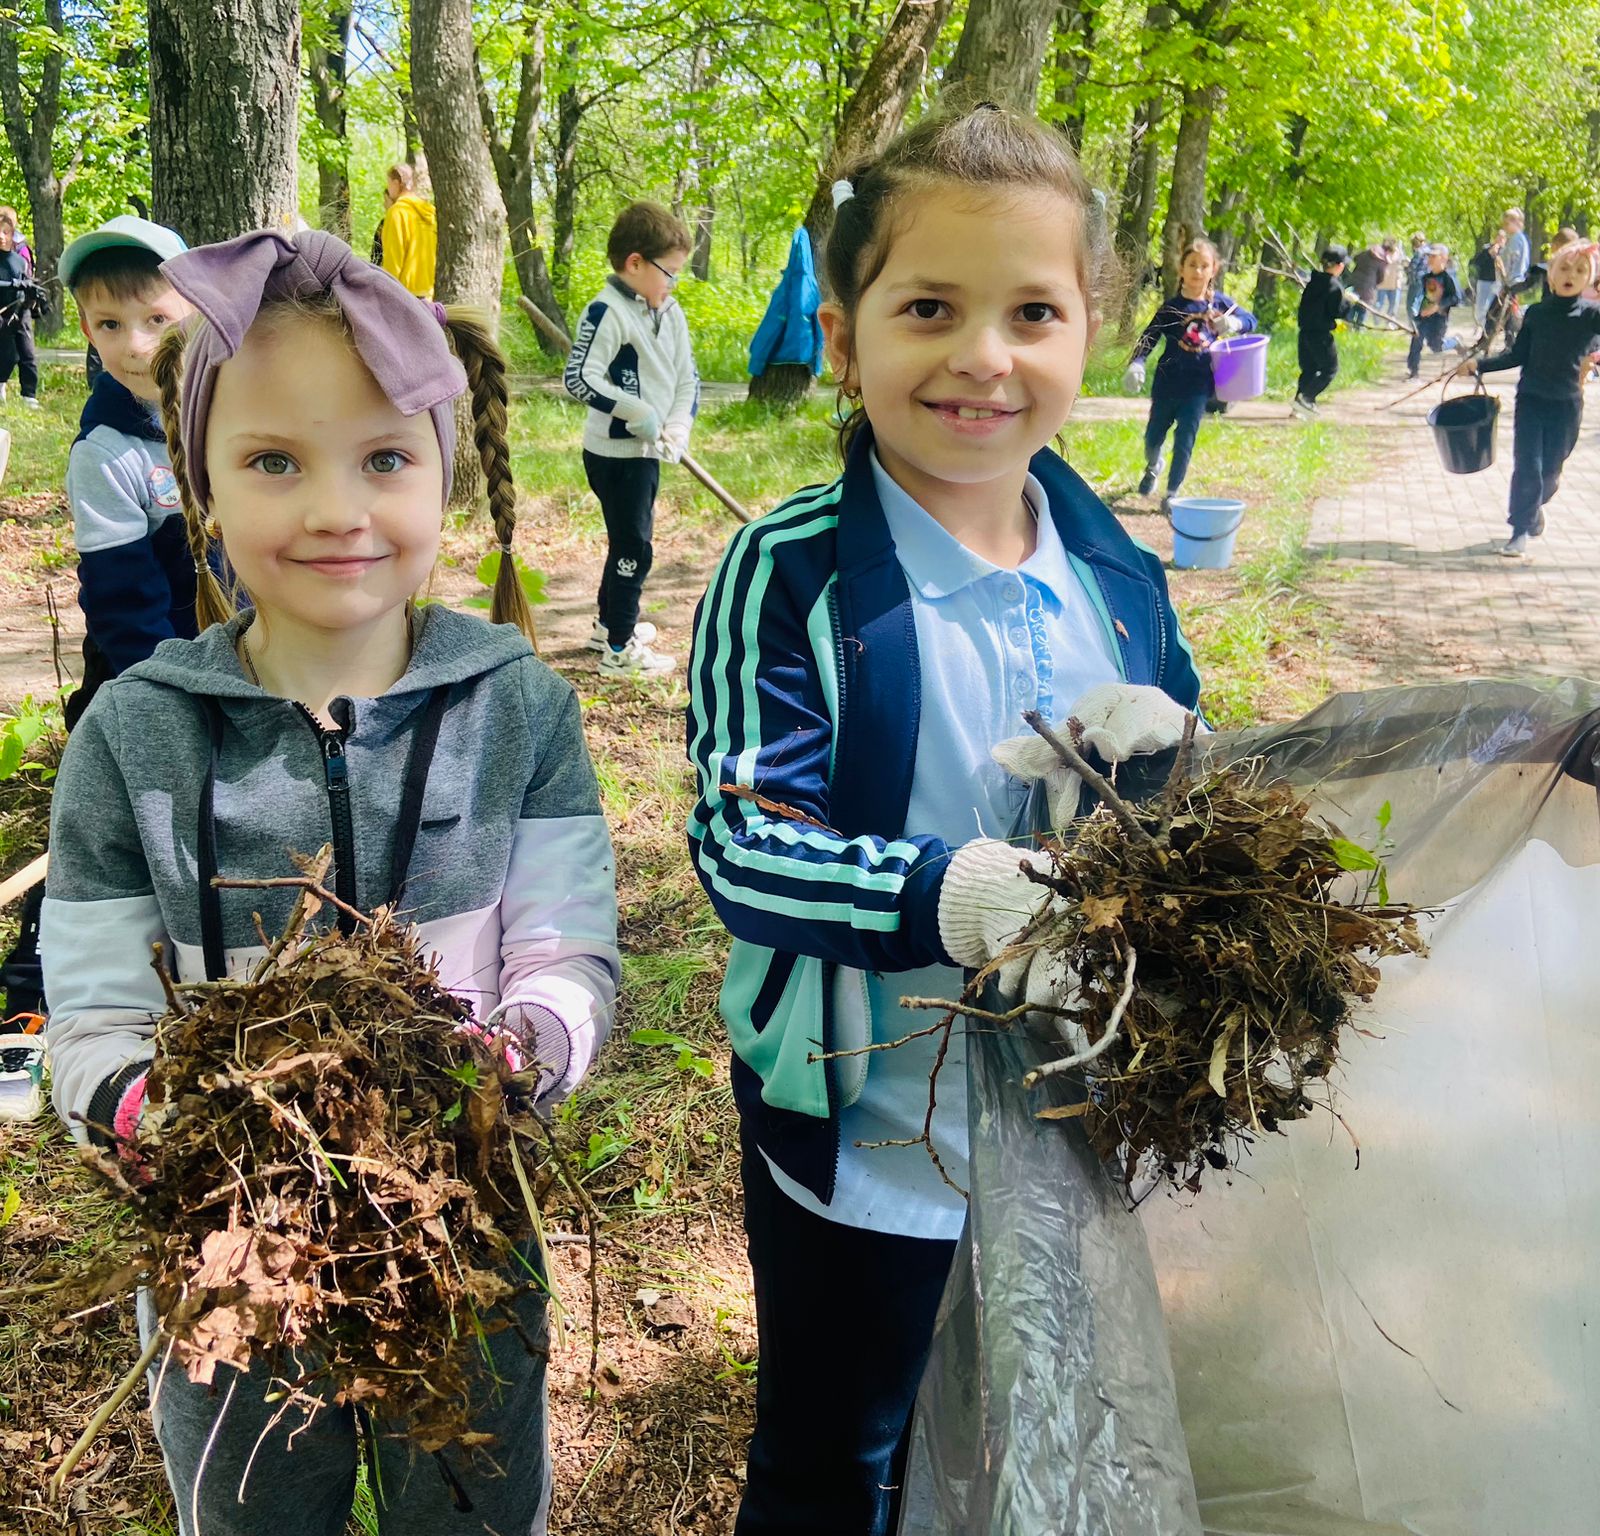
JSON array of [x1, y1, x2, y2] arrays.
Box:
[[657, 421, 689, 463], [1070, 683, 1190, 766], [991, 732, 1082, 829], [938, 839, 1079, 1020], [1122, 360, 1146, 394], [627, 404, 664, 442], [1219, 310, 1244, 335], [938, 839, 1058, 971]]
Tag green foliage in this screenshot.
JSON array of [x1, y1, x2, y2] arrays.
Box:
[[0, 694, 62, 785], [466, 548, 549, 610]]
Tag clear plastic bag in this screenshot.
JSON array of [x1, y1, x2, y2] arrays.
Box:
[[903, 678, 1600, 1536]]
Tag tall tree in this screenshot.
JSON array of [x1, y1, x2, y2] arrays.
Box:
[[1157, 0, 1237, 292], [940, 0, 1058, 113], [411, 0, 506, 506], [1050, 0, 1096, 152], [0, 0, 76, 332], [411, 0, 505, 313], [149, 0, 301, 243], [803, 0, 956, 243], [475, 6, 566, 349], [307, 6, 353, 241]]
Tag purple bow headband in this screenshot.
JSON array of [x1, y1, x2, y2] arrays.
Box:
[[160, 229, 468, 506]]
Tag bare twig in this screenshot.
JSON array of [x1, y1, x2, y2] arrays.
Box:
[[48, 1329, 164, 1501], [718, 784, 840, 835], [210, 872, 370, 930], [1021, 710, 1154, 847], [1023, 945, 1138, 1087]]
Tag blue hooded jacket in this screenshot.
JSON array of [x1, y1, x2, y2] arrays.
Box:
[[748, 228, 824, 377]]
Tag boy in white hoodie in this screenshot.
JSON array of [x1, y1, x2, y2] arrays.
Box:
[[565, 201, 700, 677]]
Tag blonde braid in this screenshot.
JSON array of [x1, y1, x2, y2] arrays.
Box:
[[151, 326, 233, 630], [445, 308, 538, 650]]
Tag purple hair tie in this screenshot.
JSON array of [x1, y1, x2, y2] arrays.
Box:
[[431, 300, 449, 328]]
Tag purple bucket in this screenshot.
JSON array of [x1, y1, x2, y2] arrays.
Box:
[[1209, 334, 1269, 402]]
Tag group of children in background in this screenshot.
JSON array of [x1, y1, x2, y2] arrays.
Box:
[[6, 100, 1598, 1535], [1125, 206, 1598, 564]]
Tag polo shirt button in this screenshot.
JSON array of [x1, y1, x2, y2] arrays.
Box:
[[1013, 676, 1032, 699], [1009, 626, 1028, 646], [1004, 583, 1023, 603]]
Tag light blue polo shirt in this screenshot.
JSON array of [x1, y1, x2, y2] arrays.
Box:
[[765, 453, 1122, 1238]]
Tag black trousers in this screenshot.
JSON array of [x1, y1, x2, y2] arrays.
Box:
[[0, 314, 38, 396], [1298, 331, 1339, 402], [735, 1132, 958, 1536], [1143, 390, 1208, 493], [1508, 393, 1583, 536], [582, 450, 659, 648], [1408, 311, 1449, 374]]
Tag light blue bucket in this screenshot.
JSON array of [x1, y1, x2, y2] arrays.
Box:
[[1168, 496, 1245, 570]]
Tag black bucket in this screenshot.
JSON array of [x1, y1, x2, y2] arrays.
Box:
[[1427, 388, 1500, 475]]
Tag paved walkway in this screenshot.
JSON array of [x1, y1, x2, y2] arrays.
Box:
[[1301, 357, 1600, 685], [1075, 343, 1600, 686]]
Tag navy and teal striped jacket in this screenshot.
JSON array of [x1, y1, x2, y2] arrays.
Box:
[[686, 427, 1201, 1202]]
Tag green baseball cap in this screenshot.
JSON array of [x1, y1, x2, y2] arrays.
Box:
[[60, 215, 187, 288]]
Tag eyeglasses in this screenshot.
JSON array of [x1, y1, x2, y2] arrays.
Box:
[[647, 257, 683, 288]]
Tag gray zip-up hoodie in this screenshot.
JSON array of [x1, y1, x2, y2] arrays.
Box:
[[41, 604, 620, 1141]]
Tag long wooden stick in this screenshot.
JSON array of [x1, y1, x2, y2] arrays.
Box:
[[515, 296, 752, 525], [48, 1328, 164, 1501], [0, 851, 47, 910]]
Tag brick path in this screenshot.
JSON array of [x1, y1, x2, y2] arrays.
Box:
[[1303, 356, 1600, 684], [1075, 340, 1600, 686]]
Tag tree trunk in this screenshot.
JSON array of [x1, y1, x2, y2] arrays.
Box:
[[412, 0, 507, 508], [308, 9, 352, 241], [803, 0, 957, 249], [941, 0, 1058, 113], [1052, 0, 1096, 153], [476, 8, 568, 355], [748, 363, 814, 408], [1114, 97, 1165, 337], [149, 0, 301, 245], [1252, 236, 1283, 330], [0, 0, 80, 333], [1158, 79, 1219, 294], [551, 40, 582, 308]]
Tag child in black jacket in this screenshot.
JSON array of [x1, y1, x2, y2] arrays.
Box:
[[1294, 247, 1354, 418], [1408, 245, 1463, 377], [1464, 242, 1600, 558]]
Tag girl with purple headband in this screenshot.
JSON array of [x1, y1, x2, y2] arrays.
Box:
[[39, 229, 620, 1533]]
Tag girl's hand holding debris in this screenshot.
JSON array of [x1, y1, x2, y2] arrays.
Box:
[[951, 712, 1426, 1190], [992, 683, 1193, 828], [460, 1000, 575, 1114]]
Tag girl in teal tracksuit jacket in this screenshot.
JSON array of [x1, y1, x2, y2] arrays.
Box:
[[686, 105, 1202, 1536]]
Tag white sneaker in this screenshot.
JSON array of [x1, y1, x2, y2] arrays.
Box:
[[587, 618, 657, 653], [0, 1033, 45, 1122], [1291, 394, 1316, 419], [20, 396, 40, 411], [599, 634, 676, 678], [0, 382, 7, 404], [1500, 533, 1528, 559]]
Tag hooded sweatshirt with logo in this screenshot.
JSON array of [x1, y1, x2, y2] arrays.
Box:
[[41, 604, 620, 1141], [380, 193, 438, 299], [66, 371, 199, 677]]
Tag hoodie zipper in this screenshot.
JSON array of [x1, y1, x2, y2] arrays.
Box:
[[295, 703, 359, 925]]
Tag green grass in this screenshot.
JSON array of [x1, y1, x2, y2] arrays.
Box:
[[0, 367, 83, 494], [1050, 415, 1371, 728]]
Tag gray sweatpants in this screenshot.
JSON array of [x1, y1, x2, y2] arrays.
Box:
[[136, 1266, 552, 1536]]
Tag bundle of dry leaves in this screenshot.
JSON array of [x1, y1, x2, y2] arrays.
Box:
[[87, 852, 547, 1453]]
